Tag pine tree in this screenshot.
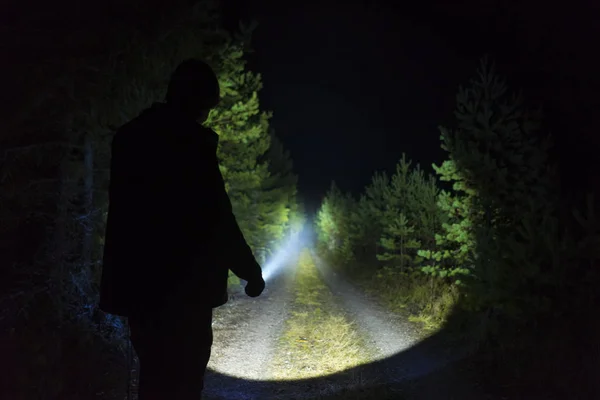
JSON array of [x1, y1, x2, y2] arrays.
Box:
[[205, 25, 300, 264], [361, 171, 391, 257], [315, 182, 354, 262], [206, 43, 273, 257], [251, 130, 300, 260], [315, 183, 343, 252], [377, 212, 421, 270], [347, 195, 380, 263], [376, 155, 421, 270], [407, 166, 443, 267], [430, 57, 560, 317], [418, 159, 475, 282]]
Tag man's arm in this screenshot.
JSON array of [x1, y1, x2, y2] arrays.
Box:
[[212, 162, 263, 283]]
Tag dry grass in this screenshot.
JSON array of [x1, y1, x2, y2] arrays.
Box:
[[270, 250, 370, 380], [366, 268, 459, 332]]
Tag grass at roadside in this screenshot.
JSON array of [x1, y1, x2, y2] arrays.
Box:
[[270, 249, 370, 381], [369, 267, 458, 332], [321, 253, 458, 333]]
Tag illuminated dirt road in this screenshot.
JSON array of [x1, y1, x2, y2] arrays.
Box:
[[202, 249, 487, 400], [203, 269, 296, 399], [313, 253, 432, 376], [313, 253, 486, 400]]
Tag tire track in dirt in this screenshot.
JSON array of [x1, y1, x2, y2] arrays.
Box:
[[203, 256, 297, 400], [312, 252, 485, 399], [266, 249, 375, 399]]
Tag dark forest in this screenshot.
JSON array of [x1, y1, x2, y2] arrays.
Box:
[[1, 1, 599, 399]]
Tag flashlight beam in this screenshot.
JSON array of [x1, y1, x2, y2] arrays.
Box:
[[261, 231, 302, 282]]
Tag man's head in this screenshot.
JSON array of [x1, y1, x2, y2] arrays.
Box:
[[165, 59, 220, 123]]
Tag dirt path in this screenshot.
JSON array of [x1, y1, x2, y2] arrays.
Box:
[[312, 251, 487, 399], [203, 265, 296, 399], [312, 252, 435, 379], [202, 249, 488, 400]]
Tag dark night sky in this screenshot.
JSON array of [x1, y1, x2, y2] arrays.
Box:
[[3, 0, 599, 212], [225, 1, 465, 208], [223, 0, 600, 211]]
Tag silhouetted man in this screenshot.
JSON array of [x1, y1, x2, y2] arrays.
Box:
[[99, 59, 265, 399]]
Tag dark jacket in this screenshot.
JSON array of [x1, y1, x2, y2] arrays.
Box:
[[99, 102, 262, 317]]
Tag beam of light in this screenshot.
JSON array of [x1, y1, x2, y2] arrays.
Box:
[[261, 228, 304, 282]]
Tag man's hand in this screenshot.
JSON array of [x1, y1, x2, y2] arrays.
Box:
[[245, 276, 265, 298]]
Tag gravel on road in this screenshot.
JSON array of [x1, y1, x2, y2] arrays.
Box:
[[312, 251, 486, 399], [203, 267, 296, 400]]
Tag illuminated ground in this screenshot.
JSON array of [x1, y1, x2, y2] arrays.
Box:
[[313, 253, 434, 379], [204, 268, 296, 398], [202, 248, 482, 400]]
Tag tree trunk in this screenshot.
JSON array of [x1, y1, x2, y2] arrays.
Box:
[[400, 234, 404, 271], [53, 143, 72, 322], [80, 132, 94, 305]]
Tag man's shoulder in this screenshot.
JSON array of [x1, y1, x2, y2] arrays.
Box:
[[113, 104, 172, 140], [112, 105, 219, 151], [115, 108, 154, 135]]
